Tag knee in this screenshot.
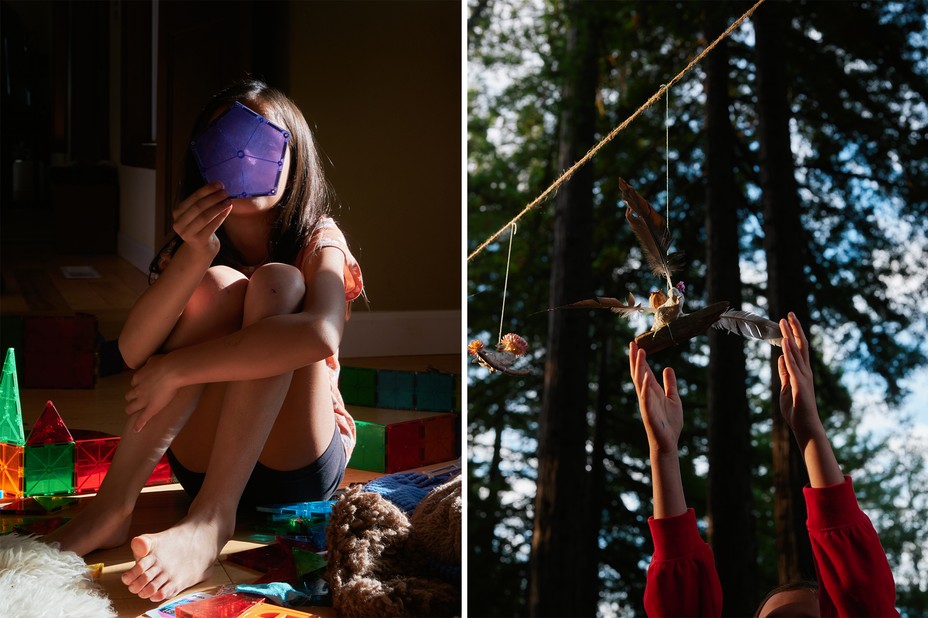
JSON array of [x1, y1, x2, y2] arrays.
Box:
[[165, 267, 247, 351], [243, 263, 306, 324]]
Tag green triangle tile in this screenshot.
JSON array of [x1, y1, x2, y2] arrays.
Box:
[[0, 349, 25, 445]]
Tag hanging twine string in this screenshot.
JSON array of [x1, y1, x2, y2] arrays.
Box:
[[665, 83, 671, 233], [468, 0, 766, 262], [498, 223, 517, 344]]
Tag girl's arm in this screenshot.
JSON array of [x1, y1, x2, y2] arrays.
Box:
[[629, 342, 686, 518], [776, 313, 843, 487], [119, 183, 232, 368], [778, 314, 899, 617], [125, 245, 347, 431], [166, 245, 347, 383], [630, 343, 722, 618]]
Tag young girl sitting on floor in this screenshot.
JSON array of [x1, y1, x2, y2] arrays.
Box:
[[45, 79, 364, 603], [629, 313, 898, 617]]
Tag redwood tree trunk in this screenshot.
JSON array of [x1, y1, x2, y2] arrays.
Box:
[[704, 8, 759, 614], [754, 1, 816, 584], [528, 1, 598, 615]]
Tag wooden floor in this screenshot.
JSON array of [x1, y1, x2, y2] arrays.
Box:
[[1, 241, 458, 617]]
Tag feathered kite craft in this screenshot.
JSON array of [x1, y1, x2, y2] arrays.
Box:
[[468, 333, 531, 375], [553, 178, 782, 354]]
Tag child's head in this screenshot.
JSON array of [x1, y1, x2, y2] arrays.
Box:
[[754, 580, 819, 618], [178, 78, 333, 263]]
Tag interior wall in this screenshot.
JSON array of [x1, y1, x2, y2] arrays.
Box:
[[286, 1, 462, 313]]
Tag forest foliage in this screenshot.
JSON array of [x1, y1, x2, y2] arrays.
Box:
[[467, 1, 928, 616]]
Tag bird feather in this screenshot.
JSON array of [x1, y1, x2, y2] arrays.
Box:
[[619, 178, 679, 290], [713, 309, 783, 346], [553, 292, 657, 318]]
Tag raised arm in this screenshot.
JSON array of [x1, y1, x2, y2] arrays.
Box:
[[629, 341, 686, 518], [119, 183, 232, 369], [630, 342, 722, 617], [776, 313, 899, 617], [776, 312, 843, 487]]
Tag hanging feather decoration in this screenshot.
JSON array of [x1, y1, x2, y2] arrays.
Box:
[[549, 178, 783, 353], [713, 310, 783, 346], [468, 333, 532, 375]]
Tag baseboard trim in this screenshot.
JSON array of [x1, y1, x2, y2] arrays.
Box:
[[117, 232, 155, 276], [341, 310, 461, 358]]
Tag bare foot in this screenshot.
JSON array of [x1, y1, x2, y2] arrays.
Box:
[[120, 510, 234, 602], [42, 497, 133, 557]]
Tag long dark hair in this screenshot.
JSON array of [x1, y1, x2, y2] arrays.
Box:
[[150, 78, 334, 277], [754, 580, 819, 617]]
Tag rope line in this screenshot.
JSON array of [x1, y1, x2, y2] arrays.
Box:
[[498, 223, 517, 344], [665, 84, 670, 234], [468, 0, 766, 262]]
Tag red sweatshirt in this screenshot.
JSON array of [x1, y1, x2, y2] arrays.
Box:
[[644, 477, 899, 617]]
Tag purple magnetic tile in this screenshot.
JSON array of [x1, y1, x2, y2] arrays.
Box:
[[190, 102, 290, 198]]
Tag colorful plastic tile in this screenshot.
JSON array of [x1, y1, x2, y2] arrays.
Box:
[[22, 315, 97, 389], [237, 603, 318, 618], [73, 430, 119, 494], [0, 348, 25, 446], [291, 547, 326, 579], [376, 370, 415, 409], [146, 453, 175, 486], [0, 442, 24, 498], [190, 101, 290, 199], [175, 592, 264, 618], [24, 442, 75, 496], [26, 400, 74, 445], [414, 371, 455, 412], [338, 366, 376, 407], [421, 413, 458, 464], [348, 420, 386, 472]]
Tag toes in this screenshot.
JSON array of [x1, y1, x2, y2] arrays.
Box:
[[130, 534, 153, 560], [139, 572, 171, 600]]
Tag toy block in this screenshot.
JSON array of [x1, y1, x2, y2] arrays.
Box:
[[27, 400, 74, 445], [415, 371, 455, 411], [348, 408, 458, 473], [421, 413, 458, 463], [175, 593, 264, 618], [22, 314, 97, 389], [376, 370, 415, 409], [72, 429, 119, 494], [237, 603, 318, 618], [0, 442, 24, 498], [291, 546, 327, 579], [339, 366, 376, 406], [256, 500, 334, 519], [24, 442, 75, 496], [0, 348, 25, 445], [146, 453, 175, 486]]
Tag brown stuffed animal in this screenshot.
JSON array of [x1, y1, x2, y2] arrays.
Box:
[[326, 476, 461, 617]]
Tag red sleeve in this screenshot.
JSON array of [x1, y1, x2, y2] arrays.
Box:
[[804, 476, 899, 617], [645, 509, 723, 617]]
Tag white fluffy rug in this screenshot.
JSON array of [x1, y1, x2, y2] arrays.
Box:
[[0, 533, 115, 618]]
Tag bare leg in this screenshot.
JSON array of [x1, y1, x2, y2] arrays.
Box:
[[44, 267, 247, 556], [121, 263, 311, 602]]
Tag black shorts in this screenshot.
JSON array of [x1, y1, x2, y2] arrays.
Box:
[[166, 426, 347, 509]]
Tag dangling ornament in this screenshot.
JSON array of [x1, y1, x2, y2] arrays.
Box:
[[551, 179, 782, 354], [468, 333, 531, 375]]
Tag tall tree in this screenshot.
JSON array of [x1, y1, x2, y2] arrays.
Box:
[[529, 1, 599, 615], [754, 1, 816, 583], [704, 6, 759, 614]]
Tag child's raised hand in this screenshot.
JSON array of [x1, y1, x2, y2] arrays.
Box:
[[777, 312, 822, 444], [629, 341, 683, 455], [173, 182, 233, 256]]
